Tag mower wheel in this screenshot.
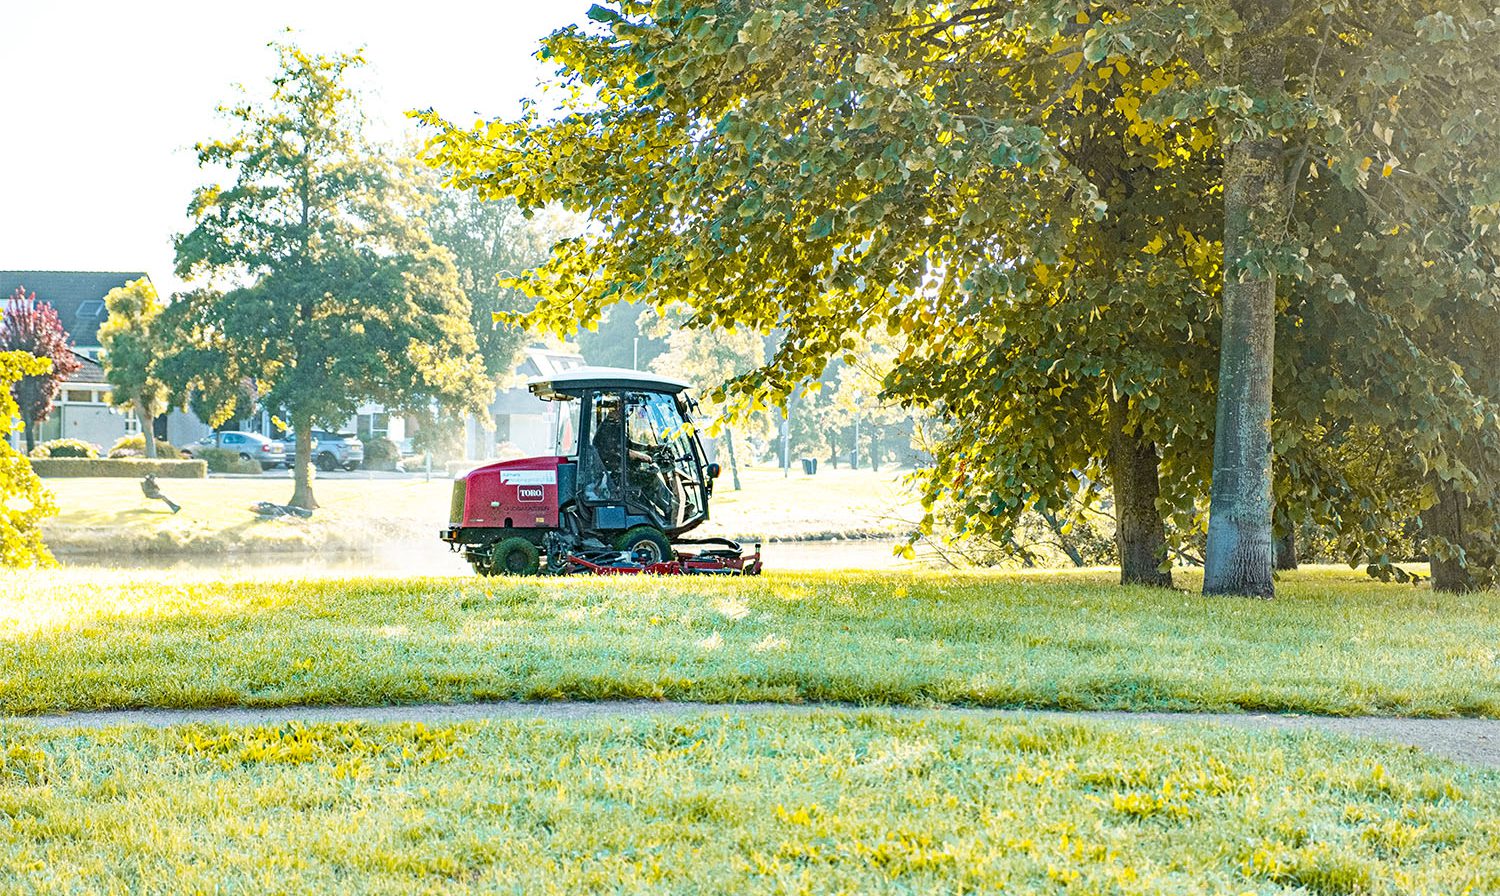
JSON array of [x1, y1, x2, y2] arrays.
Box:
[[614, 526, 673, 565], [488, 536, 540, 576]]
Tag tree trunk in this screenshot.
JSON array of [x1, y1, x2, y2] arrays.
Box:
[[869, 433, 881, 472], [1108, 400, 1172, 588], [1274, 530, 1298, 570], [23, 419, 36, 454], [290, 414, 319, 510], [139, 402, 157, 459], [1423, 479, 1474, 593], [723, 426, 742, 492], [1203, 13, 1286, 599]]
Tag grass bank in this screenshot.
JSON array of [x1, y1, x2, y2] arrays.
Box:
[[39, 465, 916, 557], [2, 713, 1497, 894], [3, 567, 1495, 717]]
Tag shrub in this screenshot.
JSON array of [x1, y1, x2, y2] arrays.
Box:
[[361, 437, 401, 471], [196, 447, 265, 475], [107, 434, 179, 459], [1, 349, 58, 568], [29, 438, 100, 459]]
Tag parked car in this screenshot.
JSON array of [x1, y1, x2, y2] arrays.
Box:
[[180, 431, 285, 471], [280, 430, 365, 472]]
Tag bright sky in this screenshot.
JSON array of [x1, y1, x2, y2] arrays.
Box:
[[1, 0, 594, 297]]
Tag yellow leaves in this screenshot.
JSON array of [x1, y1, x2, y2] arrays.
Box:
[[1137, 67, 1177, 94], [1142, 235, 1166, 255], [1358, 156, 1374, 174], [1062, 52, 1083, 74]]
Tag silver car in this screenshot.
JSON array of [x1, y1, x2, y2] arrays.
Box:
[[280, 430, 365, 471], [181, 431, 286, 471]]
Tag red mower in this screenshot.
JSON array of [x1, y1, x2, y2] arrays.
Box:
[[440, 367, 762, 576]]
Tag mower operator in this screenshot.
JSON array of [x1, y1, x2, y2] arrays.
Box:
[[591, 395, 677, 522]]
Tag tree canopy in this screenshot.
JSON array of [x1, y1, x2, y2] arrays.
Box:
[[170, 43, 488, 509], [99, 278, 169, 459]]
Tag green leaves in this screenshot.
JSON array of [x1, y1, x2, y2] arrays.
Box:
[[585, 4, 621, 25]]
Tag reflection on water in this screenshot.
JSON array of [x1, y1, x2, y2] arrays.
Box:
[[59, 539, 922, 576]]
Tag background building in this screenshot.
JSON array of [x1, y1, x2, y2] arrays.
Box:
[[465, 345, 586, 459]]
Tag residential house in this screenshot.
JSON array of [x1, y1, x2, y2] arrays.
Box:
[[1, 271, 212, 451], [465, 344, 587, 459]]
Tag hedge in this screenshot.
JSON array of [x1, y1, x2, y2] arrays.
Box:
[[29, 458, 207, 478]]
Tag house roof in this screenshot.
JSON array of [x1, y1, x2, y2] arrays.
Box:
[[67, 350, 108, 385], [0, 270, 149, 349]]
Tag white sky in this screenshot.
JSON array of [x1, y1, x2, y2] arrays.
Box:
[[1, 0, 594, 296]]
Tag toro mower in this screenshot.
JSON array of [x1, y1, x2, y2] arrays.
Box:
[[440, 367, 762, 576]]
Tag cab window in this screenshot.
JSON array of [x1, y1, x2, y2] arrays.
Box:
[[625, 393, 662, 447]]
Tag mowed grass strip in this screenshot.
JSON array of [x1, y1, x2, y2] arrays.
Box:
[[2, 713, 1497, 894], [3, 567, 1496, 717]]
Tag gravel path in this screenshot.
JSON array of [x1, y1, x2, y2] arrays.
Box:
[[9, 701, 1500, 769]]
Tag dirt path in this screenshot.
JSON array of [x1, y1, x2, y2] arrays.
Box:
[[9, 701, 1499, 770]]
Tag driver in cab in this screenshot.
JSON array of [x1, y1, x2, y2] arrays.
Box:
[[592, 395, 675, 520]]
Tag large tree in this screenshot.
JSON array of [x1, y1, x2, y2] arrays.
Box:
[[0, 288, 82, 453], [421, 2, 1500, 594], [171, 44, 487, 509], [98, 277, 169, 459]]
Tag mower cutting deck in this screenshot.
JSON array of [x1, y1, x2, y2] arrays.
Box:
[[439, 367, 762, 577]]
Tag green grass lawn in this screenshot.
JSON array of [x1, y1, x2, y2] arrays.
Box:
[[2, 712, 1496, 894], [3, 567, 1496, 717], [38, 464, 915, 557]]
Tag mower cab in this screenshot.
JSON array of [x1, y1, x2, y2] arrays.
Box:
[[440, 366, 761, 576]]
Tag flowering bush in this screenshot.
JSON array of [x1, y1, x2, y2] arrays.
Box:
[[1, 350, 58, 567], [29, 438, 101, 459], [107, 434, 179, 459]]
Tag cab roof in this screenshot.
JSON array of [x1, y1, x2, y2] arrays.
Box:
[[527, 366, 691, 400]]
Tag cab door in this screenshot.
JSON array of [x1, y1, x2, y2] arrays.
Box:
[[645, 392, 707, 531]]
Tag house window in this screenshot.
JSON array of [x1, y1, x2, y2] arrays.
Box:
[[357, 413, 389, 441], [64, 389, 102, 405], [122, 415, 141, 434]]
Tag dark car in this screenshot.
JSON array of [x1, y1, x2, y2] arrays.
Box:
[[181, 431, 286, 471], [280, 430, 365, 472]]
